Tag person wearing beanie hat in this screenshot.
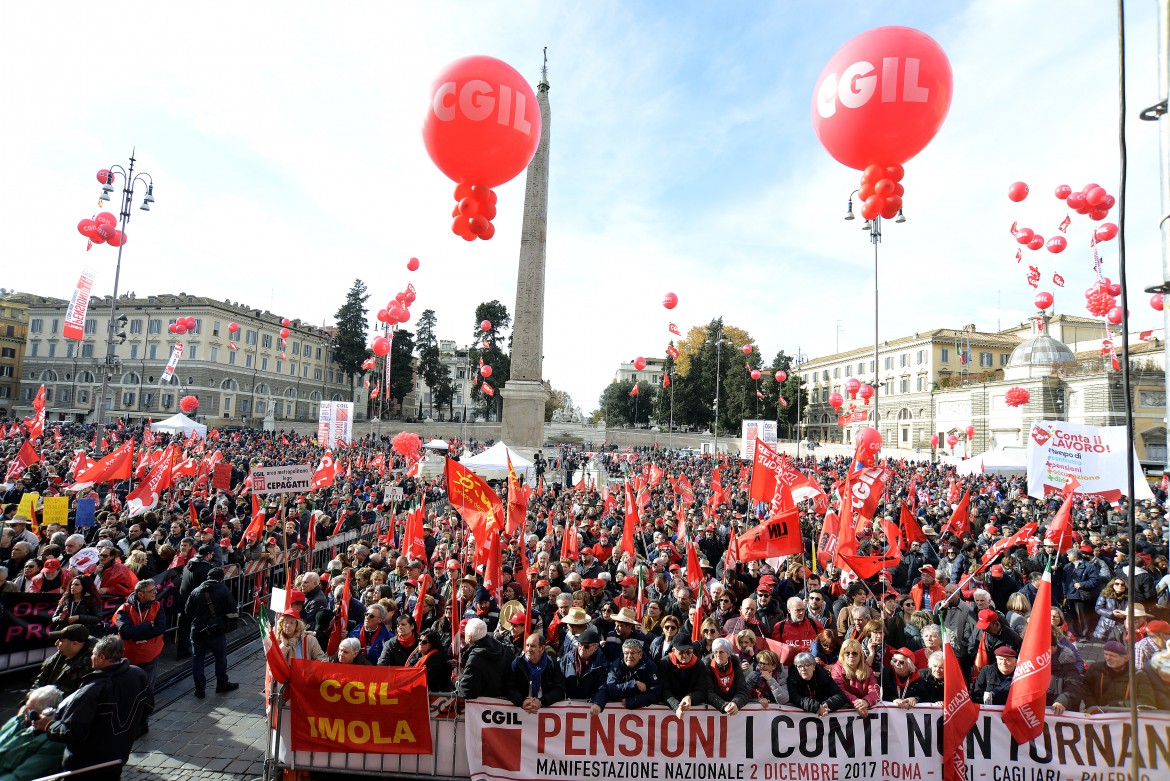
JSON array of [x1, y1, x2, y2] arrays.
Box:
[[1084, 640, 1155, 711], [659, 636, 705, 719], [699, 637, 749, 715], [559, 625, 609, 715], [971, 644, 1019, 706]]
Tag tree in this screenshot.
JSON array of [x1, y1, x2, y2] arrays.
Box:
[[333, 279, 370, 402], [666, 319, 757, 433], [415, 309, 452, 419], [388, 328, 415, 414], [597, 379, 657, 427], [470, 300, 511, 420]]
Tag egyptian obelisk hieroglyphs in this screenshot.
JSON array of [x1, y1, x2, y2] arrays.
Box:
[[500, 51, 551, 456]]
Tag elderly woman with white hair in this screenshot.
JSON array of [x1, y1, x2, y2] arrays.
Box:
[[0, 685, 66, 781], [787, 651, 849, 716], [699, 638, 750, 715]]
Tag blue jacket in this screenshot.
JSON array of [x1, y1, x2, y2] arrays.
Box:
[[560, 647, 610, 709], [606, 655, 661, 709], [1062, 560, 1100, 602]]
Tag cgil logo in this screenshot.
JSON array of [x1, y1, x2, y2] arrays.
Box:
[[815, 57, 931, 119], [432, 81, 533, 134]]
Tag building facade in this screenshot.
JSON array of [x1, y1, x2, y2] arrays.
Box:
[[409, 340, 488, 422], [615, 357, 666, 388], [0, 292, 30, 417], [14, 292, 355, 426]]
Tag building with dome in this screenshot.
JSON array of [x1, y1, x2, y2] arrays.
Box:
[[800, 314, 1167, 477]]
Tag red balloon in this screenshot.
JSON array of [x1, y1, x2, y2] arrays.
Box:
[[179, 395, 200, 414], [1107, 282, 1122, 297], [861, 164, 884, 183], [407, 257, 420, 271], [371, 336, 390, 357], [458, 197, 479, 217], [853, 427, 882, 466], [280, 328, 290, 339], [1034, 292, 1054, 310], [965, 425, 976, 439], [633, 357, 647, 370], [663, 292, 678, 310], [228, 322, 239, 333], [829, 392, 844, 411], [96, 169, 111, 184], [397, 307, 411, 324], [1066, 192, 1086, 210], [1027, 234, 1044, 251], [395, 292, 407, 304], [885, 164, 905, 182], [946, 435, 959, 449], [845, 377, 861, 398], [422, 56, 542, 188], [1085, 186, 1107, 206], [377, 309, 390, 323], [168, 323, 178, 334], [96, 223, 116, 243], [481, 222, 496, 240], [1014, 227, 1033, 244], [774, 370, 787, 383], [1007, 181, 1029, 202], [1101, 195, 1116, 209], [77, 218, 96, 237], [175, 323, 187, 335], [107, 230, 125, 247], [930, 434, 939, 447], [468, 215, 489, 236], [858, 383, 874, 403], [95, 212, 117, 227], [1005, 387, 1030, 407], [185, 317, 196, 330], [480, 365, 492, 378], [452, 215, 471, 237], [811, 26, 953, 170], [741, 344, 752, 355], [404, 290, 416, 305], [478, 201, 498, 221], [480, 320, 492, 332], [750, 369, 761, 381], [1107, 306, 1124, 325], [1046, 236, 1067, 254], [1093, 224, 1118, 244], [1151, 293, 1164, 312], [874, 179, 895, 197], [281, 318, 291, 327]]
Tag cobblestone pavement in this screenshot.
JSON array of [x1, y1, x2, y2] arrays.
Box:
[[123, 641, 268, 781]]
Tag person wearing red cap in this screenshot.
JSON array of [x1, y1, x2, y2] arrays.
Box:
[[986, 563, 1020, 614], [968, 608, 1022, 666], [880, 647, 924, 708], [910, 565, 944, 612], [30, 558, 72, 595]]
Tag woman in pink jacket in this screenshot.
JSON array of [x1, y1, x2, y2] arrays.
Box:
[[829, 638, 880, 717]]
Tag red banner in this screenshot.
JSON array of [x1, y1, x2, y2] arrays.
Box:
[[289, 659, 433, 754], [838, 411, 868, 425], [748, 438, 784, 503], [845, 466, 888, 526], [735, 507, 802, 561]]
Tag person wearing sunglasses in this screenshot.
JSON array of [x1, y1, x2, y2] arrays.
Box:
[[787, 652, 848, 717]]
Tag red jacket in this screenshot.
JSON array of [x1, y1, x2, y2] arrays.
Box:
[[772, 616, 822, 653], [115, 597, 165, 664], [911, 582, 945, 612], [97, 561, 139, 598]]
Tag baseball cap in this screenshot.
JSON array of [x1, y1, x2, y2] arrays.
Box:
[[920, 565, 936, 576], [288, 589, 307, 604], [990, 565, 1005, 578], [42, 558, 62, 572], [621, 575, 637, 587], [49, 624, 90, 642], [577, 627, 601, 645], [976, 609, 1000, 630], [1079, 545, 1093, 554], [1146, 620, 1170, 635]]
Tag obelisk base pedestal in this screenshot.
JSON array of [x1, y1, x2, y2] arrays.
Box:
[[500, 380, 549, 458]]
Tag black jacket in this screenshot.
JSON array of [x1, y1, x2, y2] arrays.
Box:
[[506, 653, 567, 707], [184, 579, 237, 636], [46, 659, 155, 771], [378, 635, 420, 667], [178, 557, 215, 607], [698, 656, 750, 711], [456, 634, 514, 699], [660, 655, 705, 711], [787, 665, 849, 713]]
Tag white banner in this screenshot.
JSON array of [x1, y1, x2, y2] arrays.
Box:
[[316, 401, 353, 449], [62, 267, 96, 341], [1026, 419, 1153, 502], [250, 464, 313, 495], [742, 420, 777, 461], [160, 342, 184, 384], [465, 701, 1169, 781], [317, 401, 331, 446]]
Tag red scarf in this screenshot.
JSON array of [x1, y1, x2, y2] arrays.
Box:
[[710, 659, 734, 694], [412, 649, 437, 668], [669, 648, 698, 669]]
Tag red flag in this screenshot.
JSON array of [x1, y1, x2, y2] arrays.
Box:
[[662, 372, 671, 388], [482, 528, 503, 604], [724, 524, 738, 571], [482, 382, 494, 397], [310, 450, 336, 490], [560, 521, 579, 561], [5, 440, 41, 481], [1003, 569, 1053, 743], [648, 463, 664, 488], [71, 441, 134, 487], [621, 480, 639, 562], [327, 571, 351, 656], [816, 510, 840, 569], [444, 457, 505, 545], [413, 573, 432, 630], [1058, 215, 1071, 233], [1140, 330, 1154, 341], [127, 445, 177, 517], [838, 517, 902, 580], [735, 508, 802, 561], [942, 633, 980, 781], [982, 522, 1039, 565], [940, 489, 971, 539], [1044, 493, 1075, 552], [506, 454, 527, 536], [629, 384, 639, 397], [1053, 272, 1065, 288], [404, 502, 427, 562], [668, 323, 680, 336], [263, 616, 292, 685], [240, 496, 265, 547], [666, 344, 679, 359], [899, 503, 927, 550]]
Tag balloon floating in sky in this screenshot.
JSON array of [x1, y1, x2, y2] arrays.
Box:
[[1007, 182, 1029, 202], [480, 320, 492, 332], [811, 26, 953, 171], [1005, 387, 1030, 407], [423, 55, 541, 242], [633, 357, 647, 370], [407, 257, 420, 271], [663, 292, 678, 310], [741, 344, 752, 355], [774, 370, 787, 383], [1034, 292, 1053, 310]]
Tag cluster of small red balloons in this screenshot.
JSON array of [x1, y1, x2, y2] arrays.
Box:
[[169, 316, 197, 336], [376, 287, 417, 328], [855, 164, 905, 220], [450, 183, 499, 241], [1085, 279, 1123, 320], [77, 212, 126, 248], [1057, 182, 1116, 221], [179, 395, 199, 414], [1005, 387, 1030, 407], [841, 377, 873, 405], [1011, 224, 1059, 254]]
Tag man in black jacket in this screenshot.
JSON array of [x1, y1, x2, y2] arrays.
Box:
[[184, 567, 240, 699], [38, 635, 154, 781], [32, 624, 95, 696], [456, 617, 513, 699], [175, 544, 216, 660]]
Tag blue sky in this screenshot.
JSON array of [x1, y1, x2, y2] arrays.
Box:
[[4, 1, 1162, 414]]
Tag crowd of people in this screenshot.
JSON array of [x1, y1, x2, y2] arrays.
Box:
[[1, 421, 1169, 779]]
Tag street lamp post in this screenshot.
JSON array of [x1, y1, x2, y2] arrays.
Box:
[[844, 191, 904, 444], [792, 348, 808, 459], [93, 150, 154, 451], [713, 322, 724, 455]]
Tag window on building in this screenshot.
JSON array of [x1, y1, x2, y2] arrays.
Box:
[[78, 389, 90, 403], [900, 353, 910, 368], [229, 350, 237, 366], [845, 365, 852, 378], [28, 342, 38, 357], [290, 362, 297, 376], [316, 347, 322, 360], [149, 344, 158, 359], [52, 388, 64, 401], [246, 354, 253, 369], [162, 393, 174, 408], [66, 343, 75, 358], [980, 351, 993, 367], [122, 392, 135, 407], [149, 319, 161, 334], [821, 388, 828, 402], [246, 330, 257, 346], [917, 376, 926, 392], [262, 334, 273, 349], [869, 360, 875, 372], [257, 400, 267, 414], [303, 365, 309, 378], [142, 392, 154, 407], [130, 319, 143, 334], [917, 349, 926, 365], [1000, 353, 1010, 366], [940, 348, 950, 363], [832, 367, 840, 379], [899, 378, 909, 393], [210, 347, 219, 362], [85, 319, 96, 334], [47, 342, 56, 357], [821, 370, 829, 381], [213, 322, 221, 337], [883, 357, 893, 370], [30, 319, 42, 333], [51, 319, 59, 334], [129, 344, 138, 359], [314, 368, 322, 380], [0, 366, 13, 378], [292, 342, 300, 356], [0, 348, 12, 358], [261, 357, 269, 372], [188, 345, 198, 361]]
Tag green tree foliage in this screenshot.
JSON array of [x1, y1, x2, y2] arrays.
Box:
[[470, 300, 511, 420], [597, 379, 657, 427], [388, 328, 415, 412], [332, 279, 370, 401], [415, 309, 454, 419]]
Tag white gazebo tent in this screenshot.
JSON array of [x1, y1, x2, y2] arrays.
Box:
[[150, 412, 207, 438], [954, 446, 1028, 476], [423, 439, 449, 451], [458, 442, 535, 481]]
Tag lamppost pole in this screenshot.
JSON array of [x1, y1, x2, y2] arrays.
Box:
[[713, 322, 723, 455], [844, 191, 904, 445], [94, 150, 154, 452], [793, 347, 808, 460]]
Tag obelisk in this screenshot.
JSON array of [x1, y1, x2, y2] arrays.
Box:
[[501, 51, 551, 456]]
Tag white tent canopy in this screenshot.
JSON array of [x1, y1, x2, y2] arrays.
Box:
[[954, 446, 1028, 476], [458, 442, 535, 480], [150, 412, 207, 438], [423, 439, 449, 451]]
